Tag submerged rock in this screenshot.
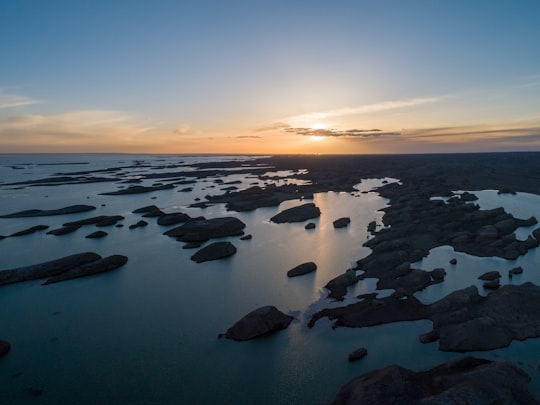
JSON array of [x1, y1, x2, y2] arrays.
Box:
[[9, 225, 49, 237], [190, 242, 237, 263], [478, 271, 501, 281], [100, 184, 174, 195], [270, 203, 321, 223], [287, 262, 317, 277], [0, 340, 10, 357], [46, 225, 82, 235], [219, 305, 293, 341], [330, 357, 538, 405], [85, 231, 108, 239], [129, 220, 148, 229], [0, 204, 96, 218], [509, 266, 524, 278]]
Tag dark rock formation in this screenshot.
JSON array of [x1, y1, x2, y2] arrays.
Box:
[[63, 215, 124, 227], [0, 340, 10, 357], [509, 266, 524, 278], [165, 217, 246, 242], [287, 262, 317, 277], [132, 205, 160, 214], [85, 231, 108, 239], [190, 242, 237, 263], [330, 357, 538, 405], [305, 222, 316, 230], [450, 258, 457, 265], [100, 184, 174, 195], [270, 203, 321, 223], [333, 217, 351, 228], [483, 279, 501, 289], [367, 221, 376, 233], [129, 220, 148, 229], [240, 234, 252, 240], [157, 212, 190, 226], [42, 255, 128, 284], [430, 268, 446, 281], [348, 347, 367, 362], [310, 282, 540, 353], [478, 271, 501, 281], [46, 225, 82, 235], [0, 205, 96, 218], [325, 270, 361, 301], [219, 305, 293, 341], [183, 242, 202, 249], [9, 225, 49, 237], [0, 252, 101, 286]]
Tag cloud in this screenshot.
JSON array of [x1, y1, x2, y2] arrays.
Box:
[[403, 125, 540, 140], [0, 92, 38, 109], [283, 127, 401, 138], [287, 97, 439, 124], [236, 135, 262, 139], [173, 125, 191, 135], [253, 122, 290, 132]]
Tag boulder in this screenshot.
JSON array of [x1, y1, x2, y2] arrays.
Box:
[[270, 203, 321, 223], [330, 357, 537, 405], [165, 217, 246, 242], [324, 269, 359, 301], [348, 347, 368, 362], [133, 205, 160, 214], [190, 242, 237, 263], [449, 258, 457, 265], [240, 234, 252, 240], [333, 217, 351, 228], [46, 225, 81, 235], [129, 220, 148, 229], [509, 266, 524, 278], [367, 221, 376, 233], [430, 268, 446, 281], [100, 184, 174, 195], [287, 262, 317, 277], [305, 222, 316, 230], [219, 305, 293, 341], [483, 279, 501, 289], [42, 255, 128, 285]]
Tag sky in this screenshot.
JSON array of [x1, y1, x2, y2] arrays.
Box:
[[1, 0, 540, 154]]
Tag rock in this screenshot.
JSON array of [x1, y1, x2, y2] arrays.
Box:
[[0, 204, 96, 218], [219, 305, 293, 341], [142, 209, 164, 217], [190, 242, 237, 263], [509, 266, 524, 278], [333, 217, 351, 228], [478, 271, 501, 281], [157, 212, 191, 226], [85, 231, 108, 239], [100, 184, 174, 195], [270, 203, 321, 223], [430, 267, 446, 281], [240, 234, 252, 240], [132, 205, 160, 214], [324, 269, 359, 301], [46, 225, 82, 235], [367, 221, 376, 233], [129, 220, 148, 229], [42, 255, 128, 285], [459, 191, 478, 201], [305, 222, 316, 230], [287, 262, 317, 277], [348, 347, 368, 362], [165, 217, 246, 242], [0, 252, 102, 286], [63, 215, 124, 227], [498, 188, 517, 195], [330, 357, 538, 405], [0, 340, 10, 357], [439, 317, 511, 352], [182, 242, 202, 249], [449, 258, 457, 265], [9, 225, 49, 237], [533, 227, 540, 241]]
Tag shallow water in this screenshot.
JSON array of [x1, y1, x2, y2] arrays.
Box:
[[1, 155, 540, 403]]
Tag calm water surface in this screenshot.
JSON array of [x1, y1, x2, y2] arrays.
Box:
[[1, 155, 539, 403]]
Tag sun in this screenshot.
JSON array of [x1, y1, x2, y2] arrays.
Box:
[[310, 123, 328, 141]]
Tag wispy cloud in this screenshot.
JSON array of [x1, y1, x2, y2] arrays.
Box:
[[236, 135, 262, 139], [253, 122, 290, 132], [283, 127, 400, 138], [0, 92, 38, 109], [173, 125, 191, 135], [403, 125, 540, 140], [287, 97, 439, 124]]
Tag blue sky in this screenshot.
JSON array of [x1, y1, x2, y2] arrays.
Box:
[[1, 0, 539, 153]]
